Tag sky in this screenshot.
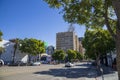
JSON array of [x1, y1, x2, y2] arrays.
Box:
[[0, 0, 86, 47]]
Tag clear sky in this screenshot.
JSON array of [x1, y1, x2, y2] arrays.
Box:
[[0, 0, 86, 47]]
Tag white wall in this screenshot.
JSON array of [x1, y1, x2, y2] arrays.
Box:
[[0, 40, 28, 64]]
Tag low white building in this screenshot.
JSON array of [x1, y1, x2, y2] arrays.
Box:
[[0, 40, 28, 64]]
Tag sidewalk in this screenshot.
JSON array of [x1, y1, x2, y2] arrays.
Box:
[[94, 65, 118, 80], [82, 62, 118, 80]]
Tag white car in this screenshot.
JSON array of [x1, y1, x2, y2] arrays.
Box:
[[32, 62, 41, 66], [65, 62, 74, 67]]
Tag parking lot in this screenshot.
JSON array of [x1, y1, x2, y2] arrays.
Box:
[[0, 64, 96, 80], [0, 62, 118, 80]]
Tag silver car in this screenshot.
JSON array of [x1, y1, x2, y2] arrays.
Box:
[[32, 61, 41, 66], [65, 62, 74, 67]]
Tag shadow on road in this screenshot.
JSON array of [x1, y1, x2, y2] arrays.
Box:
[[97, 65, 116, 76], [34, 67, 98, 78], [75, 63, 116, 75], [34, 63, 116, 78]]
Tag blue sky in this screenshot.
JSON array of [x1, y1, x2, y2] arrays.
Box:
[[0, 0, 86, 47]]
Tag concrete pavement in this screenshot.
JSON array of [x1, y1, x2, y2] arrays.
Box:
[[95, 65, 118, 80], [0, 62, 118, 80]]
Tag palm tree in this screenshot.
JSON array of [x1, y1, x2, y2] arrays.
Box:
[[0, 31, 4, 58], [9, 38, 19, 64], [0, 30, 3, 41]]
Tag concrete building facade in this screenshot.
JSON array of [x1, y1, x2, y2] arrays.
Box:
[[56, 32, 83, 52], [78, 37, 85, 54]]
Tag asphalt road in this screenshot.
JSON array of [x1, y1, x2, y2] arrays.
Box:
[[0, 62, 118, 80]]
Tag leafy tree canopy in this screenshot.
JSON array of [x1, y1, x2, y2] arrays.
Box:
[[52, 50, 65, 61], [0, 47, 5, 55], [0, 30, 3, 41], [19, 38, 45, 56], [44, 0, 116, 28], [75, 51, 84, 60], [82, 28, 115, 59], [66, 49, 76, 61]]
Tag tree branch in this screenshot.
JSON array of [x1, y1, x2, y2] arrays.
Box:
[[104, 0, 116, 40], [112, 0, 120, 32]]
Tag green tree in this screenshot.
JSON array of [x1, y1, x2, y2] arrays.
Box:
[[66, 49, 76, 62], [52, 50, 65, 62], [82, 29, 115, 63], [19, 38, 45, 63], [0, 47, 5, 58], [9, 38, 19, 64], [0, 31, 4, 59], [75, 51, 84, 60], [0, 30, 3, 41], [44, 0, 120, 78]]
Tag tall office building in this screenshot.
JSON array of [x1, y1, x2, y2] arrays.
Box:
[[56, 32, 80, 52]]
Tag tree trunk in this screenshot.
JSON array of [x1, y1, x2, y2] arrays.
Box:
[[39, 53, 41, 61], [112, 0, 120, 21], [96, 53, 101, 68], [116, 28, 120, 80], [0, 52, 2, 59], [112, 1, 120, 80], [0, 54, 1, 59], [28, 54, 31, 63], [12, 47, 17, 64]]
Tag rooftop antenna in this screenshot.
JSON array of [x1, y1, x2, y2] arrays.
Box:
[[68, 23, 75, 32]]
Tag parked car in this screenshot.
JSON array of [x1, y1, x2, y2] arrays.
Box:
[[65, 62, 74, 67], [32, 61, 41, 66]]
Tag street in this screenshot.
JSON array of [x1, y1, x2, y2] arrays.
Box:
[[0, 62, 118, 80]]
